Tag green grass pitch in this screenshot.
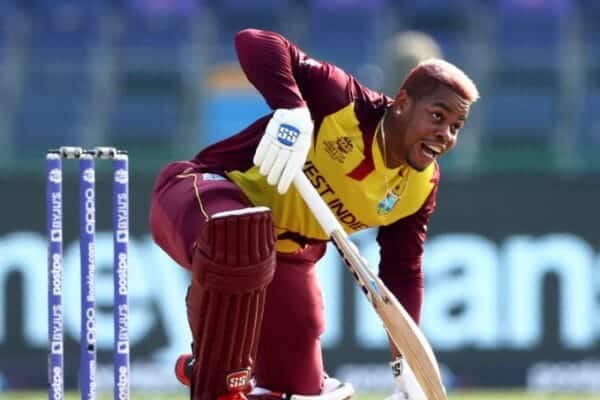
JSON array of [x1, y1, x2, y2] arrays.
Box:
[[3, 391, 599, 399]]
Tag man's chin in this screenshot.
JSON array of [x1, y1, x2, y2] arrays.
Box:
[[407, 157, 431, 172]]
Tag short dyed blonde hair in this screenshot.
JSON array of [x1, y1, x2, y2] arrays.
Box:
[[400, 59, 480, 103]]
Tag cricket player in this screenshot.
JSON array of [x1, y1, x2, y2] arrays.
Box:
[[150, 29, 479, 400]]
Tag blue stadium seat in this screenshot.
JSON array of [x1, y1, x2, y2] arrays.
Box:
[[12, 90, 88, 150], [125, 0, 198, 17], [114, 3, 201, 74], [485, 0, 568, 147], [0, 0, 16, 21], [0, 9, 9, 65], [216, 0, 287, 14], [117, 7, 197, 50], [108, 3, 202, 147], [578, 0, 600, 151], [25, 63, 91, 96], [306, 0, 384, 72], [209, 0, 292, 63], [483, 89, 558, 143], [577, 0, 600, 73], [11, 0, 97, 155], [571, 0, 600, 155], [492, 0, 570, 78], [108, 95, 181, 144], [393, 0, 481, 63], [27, 0, 104, 52], [0, 1, 26, 59], [575, 92, 600, 147]]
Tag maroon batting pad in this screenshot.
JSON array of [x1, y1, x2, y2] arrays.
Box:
[[187, 209, 276, 400]]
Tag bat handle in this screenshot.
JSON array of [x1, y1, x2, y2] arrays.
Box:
[[293, 173, 345, 237]]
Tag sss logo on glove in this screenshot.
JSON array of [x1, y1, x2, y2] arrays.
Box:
[[277, 123, 300, 146], [254, 107, 313, 194]]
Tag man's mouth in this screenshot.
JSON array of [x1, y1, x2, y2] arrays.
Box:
[[421, 143, 442, 160]]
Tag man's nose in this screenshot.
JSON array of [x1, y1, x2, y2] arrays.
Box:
[[435, 125, 452, 142]]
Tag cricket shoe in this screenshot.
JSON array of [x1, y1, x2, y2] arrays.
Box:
[[175, 354, 252, 400], [248, 376, 354, 400], [174, 354, 354, 400], [218, 392, 249, 400]]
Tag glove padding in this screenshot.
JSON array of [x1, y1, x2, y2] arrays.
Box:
[[253, 107, 313, 194]]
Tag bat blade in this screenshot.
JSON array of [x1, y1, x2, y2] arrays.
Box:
[[330, 231, 447, 400], [373, 283, 446, 399], [293, 173, 447, 399]]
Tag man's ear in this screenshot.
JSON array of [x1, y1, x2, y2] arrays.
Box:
[[393, 89, 409, 115]]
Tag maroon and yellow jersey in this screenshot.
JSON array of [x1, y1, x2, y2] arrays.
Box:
[[191, 29, 439, 275]]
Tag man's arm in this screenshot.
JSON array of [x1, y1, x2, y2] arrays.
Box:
[[235, 29, 354, 118], [236, 29, 357, 194], [235, 29, 306, 110], [376, 184, 438, 399], [376, 183, 438, 336]]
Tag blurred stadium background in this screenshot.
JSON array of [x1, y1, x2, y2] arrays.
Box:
[[0, 0, 599, 398]]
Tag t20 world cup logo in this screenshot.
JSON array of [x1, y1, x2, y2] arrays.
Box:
[[49, 168, 62, 184], [83, 168, 95, 184], [114, 169, 128, 185]]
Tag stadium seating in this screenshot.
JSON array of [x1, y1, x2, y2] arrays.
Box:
[[578, 1, 600, 82], [0, 0, 598, 172], [306, 0, 384, 72], [577, 92, 600, 145], [484, 89, 558, 142], [10, 0, 105, 155], [392, 0, 482, 64], [208, 0, 293, 63], [109, 94, 182, 144], [481, 0, 572, 153], [106, 1, 204, 150], [0, 2, 16, 90]]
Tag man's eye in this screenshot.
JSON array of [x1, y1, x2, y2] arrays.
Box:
[[432, 112, 442, 121], [450, 124, 464, 135]]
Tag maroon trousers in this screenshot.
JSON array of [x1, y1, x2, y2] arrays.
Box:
[[150, 162, 326, 395]]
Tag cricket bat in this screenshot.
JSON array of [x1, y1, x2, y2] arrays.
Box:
[[293, 173, 447, 400]]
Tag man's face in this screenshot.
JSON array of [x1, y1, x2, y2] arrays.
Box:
[[383, 85, 471, 171]]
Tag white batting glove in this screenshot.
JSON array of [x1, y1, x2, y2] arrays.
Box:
[[253, 107, 313, 194], [384, 357, 427, 400]]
